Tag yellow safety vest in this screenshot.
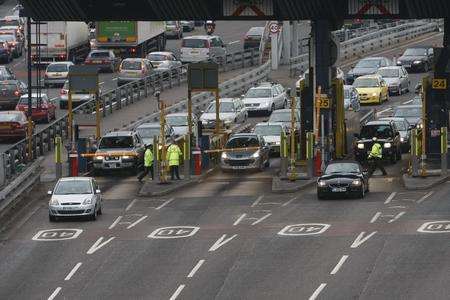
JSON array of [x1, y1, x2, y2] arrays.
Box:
[[368, 143, 382, 159], [144, 149, 154, 167], [167, 144, 182, 166]]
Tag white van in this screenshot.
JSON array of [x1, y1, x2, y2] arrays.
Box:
[[180, 35, 226, 63]]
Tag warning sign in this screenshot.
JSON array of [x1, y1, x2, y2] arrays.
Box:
[[348, 0, 399, 17], [223, 0, 273, 17]]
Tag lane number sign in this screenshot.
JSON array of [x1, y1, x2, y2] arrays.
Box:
[[317, 96, 330, 109], [432, 78, 447, 90]]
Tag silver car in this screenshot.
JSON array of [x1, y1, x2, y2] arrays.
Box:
[[344, 85, 360, 111], [200, 98, 248, 129], [48, 177, 102, 221], [377, 66, 410, 95], [147, 51, 182, 76], [44, 61, 74, 87], [118, 58, 154, 86], [166, 112, 198, 138], [180, 21, 195, 32], [242, 83, 288, 115], [268, 109, 301, 133], [135, 122, 174, 145], [253, 122, 287, 155]]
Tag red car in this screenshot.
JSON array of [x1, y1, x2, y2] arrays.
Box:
[[15, 93, 56, 123], [0, 111, 29, 140]]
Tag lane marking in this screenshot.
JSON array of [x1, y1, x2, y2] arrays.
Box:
[[126, 215, 148, 229], [417, 191, 434, 204], [228, 40, 240, 45], [209, 234, 238, 252], [48, 287, 62, 300], [351, 231, 377, 248], [169, 284, 185, 300], [376, 107, 392, 115], [233, 213, 247, 226], [109, 216, 123, 229], [384, 192, 397, 204], [252, 213, 272, 225], [330, 255, 349, 275], [402, 99, 413, 105], [370, 212, 382, 223], [156, 197, 175, 210], [309, 283, 327, 300], [112, 78, 118, 81], [187, 259, 205, 278], [87, 236, 116, 255], [148, 226, 199, 239], [125, 199, 137, 211], [64, 262, 82, 281], [388, 211, 406, 223], [282, 196, 298, 207], [251, 195, 264, 207]]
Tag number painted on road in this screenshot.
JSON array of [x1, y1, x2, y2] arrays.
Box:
[[417, 221, 450, 233], [148, 226, 200, 239], [278, 223, 330, 236], [32, 229, 83, 241]]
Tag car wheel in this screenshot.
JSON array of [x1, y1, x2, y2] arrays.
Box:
[[358, 185, 365, 199], [397, 147, 402, 161], [49, 214, 57, 222], [91, 207, 97, 221], [270, 103, 275, 114], [98, 203, 102, 215], [283, 100, 288, 109], [379, 94, 382, 104]]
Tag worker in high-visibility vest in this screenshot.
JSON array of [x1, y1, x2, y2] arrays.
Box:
[[368, 137, 387, 176], [167, 139, 182, 180], [138, 144, 154, 182]]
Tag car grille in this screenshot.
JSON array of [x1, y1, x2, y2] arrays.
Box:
[[227, 159, 254, 166], [105, 156, 120, 161], [329, 183, 350, 188], [57, 210, 86, 215], [61, 202, 81, 205], [245, 103, 260, 107]]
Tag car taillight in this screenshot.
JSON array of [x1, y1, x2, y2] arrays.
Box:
[[59, 54, 66, 59], [14, 90, 19, 96], [131, 48, 136, 53]]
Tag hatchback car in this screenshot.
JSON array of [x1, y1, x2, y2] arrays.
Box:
[[59, 80, 97, 109], [85, 50, 121, 73], [165, 21, 183, 39], [200, 98, 247, 129], [180, 35, 226, 63], [353, 74, 389, 105], [317, 161, 369, 199], [346, 56, 392, 84], [380, 117, 412, 152], [48, 177, 102, 221], [343, 85, 360, 111], [166, 112, 198, 138], [180, 21, 195, 32], [16, 93, 56, 123], [0, 29, 23, 57], [243, 27, 264, 50], [44, 61, 74, 87], [147, 51, 182, 75], [220, 133, 270, 171], [253, 122, 287, 155], [268, 109, 301, 133], [0, 79, 27, 109], [242, 83, 288, 115], [377, 66, 410, 95], [118, 58, 154, 86], [0, 110, 29, 140], [135, 122, 174, 145], [397, 47, 433, 72], [392, 104, 422, 127]]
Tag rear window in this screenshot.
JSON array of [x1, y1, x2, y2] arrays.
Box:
[[99, 136, 134, 149], [247, 27, 264, 36], [47, 64, 70, 72], [121, 60, 142, 70], [90, 51, 110, 58], [0, 35, 14, 42], [0, 113, 22, 122], [18, 96, 42, 107], [269, 111, 292, 122], [182, 38, 209, 48], [148, 54, 169, 61]]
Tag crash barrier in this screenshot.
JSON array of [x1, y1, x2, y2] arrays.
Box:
[[289, 19, 442, 77]]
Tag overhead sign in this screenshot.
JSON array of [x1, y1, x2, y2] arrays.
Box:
[[348, 0, 399, 17], [417, 221, 450, 233], [69, 65, 99, 93], [432, 78, 447, 90], [223, 0, 273, 17], [32, 229, 83, 241], [278, 224, 331, 236], [188, 63, 219, 90]]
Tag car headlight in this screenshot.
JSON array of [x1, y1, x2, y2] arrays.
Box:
[[94, 155, 104, 161], [384, 142, 392, 148], [122, 155, 131, 160], [252, 151, 260, 158], [400, 137, 405, 143], [357, 143, 365, 149], [318, 180, 327, 187], [413, 60, 422, 64], [417, 123, 423, 129], [83, 197, 93, 205], [221, 152, 228, 159], [201, 120, 208, 125], [372, 93, 378, 97], [49, 198, 59, 206], [275, 141, 280, 146], [351, 179, 362, 186]]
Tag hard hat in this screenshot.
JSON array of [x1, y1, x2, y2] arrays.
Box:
[[372, 137, 378, 142]]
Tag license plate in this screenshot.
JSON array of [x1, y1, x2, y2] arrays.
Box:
[[332, 187, 346, 192], [93, 60, 102, 64], [233, 166, 248, 169], [404, 64, 411, 68], [190, 50, 199, 54], [108, 163, 117, 168], [62, 206, 79, 210]]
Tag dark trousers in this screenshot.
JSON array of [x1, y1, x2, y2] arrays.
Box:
[[138, 165, 154, 181], [368, 158, 387, 176], [170, 165, 180, 180]]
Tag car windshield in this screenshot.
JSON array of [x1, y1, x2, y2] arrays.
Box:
[[378, 69, 399, 78], [136, 127, 160, 139], [245, 88, 271, 98], [90, 51, 109, 58], [353, 78, 379, 88], [121, 60, 142, 70], [254, 125, 282, 136], [355, 59, 381, 68], [394, 121, 407, 131], [166, 115, 188, 126], [325, 163, 360, 174], [360, 125, 393, 139], [54, 180, 92, 195], [269, 111, 296, 122], [0, 113, 21, 122], [18, 96, 43, 107], [47, 64, 69, 72], [206, 102, 235, 113], [226, 137, 260, 148], [182, 38, 207, 48], [99, 136, 134, 149], [148, 54, 169, 61], [404, 48, 427, 56], [247, 27, 264, 36], [394, 107, 422, 118]]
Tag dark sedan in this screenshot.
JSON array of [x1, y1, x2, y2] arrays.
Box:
[[396, 47, 433, 72], [220, 133, 270, 172], [317, 161, 369, 199], [0, 79, 27, 109]]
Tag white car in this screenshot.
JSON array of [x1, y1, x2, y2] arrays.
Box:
[[253, 122, 287, 155], [44, 61, 74, 87], [48, 177, 102, 221], [166, 112, 198, 137], [242, 83, 288, 115], [180, 35, 226, 63], [200, 98, 247, 129]]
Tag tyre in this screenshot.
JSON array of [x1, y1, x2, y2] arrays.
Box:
[[98, 204, 102, 215], [269, 104, 275, 115], [379, 94, 382, 105], [358, 185, 365, 198], [283, 100, 288, 109], [397, 148, 402, 161], [91, 207, 97, 221]]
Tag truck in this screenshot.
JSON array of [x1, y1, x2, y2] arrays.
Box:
[[95, 21, 166, 58], [30, 21, 90, 65]]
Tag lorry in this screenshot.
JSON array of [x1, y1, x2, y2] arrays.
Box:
[[30, 21, 90, 66], [95, 21, 166, 58]]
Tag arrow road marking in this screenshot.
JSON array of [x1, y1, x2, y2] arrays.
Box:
[[87, 237, 116, 255], [351, 231, 377, 249]]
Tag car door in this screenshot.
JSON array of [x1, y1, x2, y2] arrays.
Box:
[[274, 85, 285, 108]]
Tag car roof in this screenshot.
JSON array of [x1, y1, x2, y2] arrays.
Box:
[[356, 74, 382, 79], [343, 85, 355, 89], [48, 61, 73, 65], [58, 177, 93, 182], [167, 112, 188, 117], [366, 120, 392, 125], [122, 58, 146, 61], [103, 131, 134, 137], [20, 93, 48, 97], [210, 98, 236, 103], [137, 123, 161, 128], [380, 117, 409, 122], [230, 133, 259, 138], [246, 27, 264, 35], [272, 109, 294, 113], [149, 51, 173, 56], [362, 56, 387, 60], [378, 66, 402, 70], [183, 35, 218, 40], [327, 160, 360, 165]]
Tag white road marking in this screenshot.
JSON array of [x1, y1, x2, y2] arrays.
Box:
[[282, 196, 298, 207], [109, 216, 123, 229], [251, 195, 264, 207], [309, 283, 327, 300], [278, 224, 330, 236], [50, 97, 59, 101], [376, 107, 392, 116], [384, 192, 397, 204], [169, 284, 185, 300], [233, 213, 272, 226], [330, 255, 349, 275], [209, 234, 238, 252], [48, 287, 62, 300], [187, 259, 205, 278], [99, 81, 105, 85], [388, 211, 406, 223], [370, 211, 405, 223], [370, 212, 382, 223], [251, 213, 272, 225], [125, 199, 137, 211], [233, 214, 247, 226], [64, 262, 82, 281], [228, 40, 240, 45], [417, 221, 450, 233], [32, 229, 83, 241], [86, 236, 115, 255], [148, 226, 199, 239], [112, 78, 118, 81], [351, 231, 377, 249], [126, 215, 148, 229], [402, 99, 414, 105], [417, 191, 434, 203], [156, 197, 175, 210]]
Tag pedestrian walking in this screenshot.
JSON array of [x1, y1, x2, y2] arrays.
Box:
[[167, 139, 182, 180], [138, 144, 154, 182], [368, 137, 387, 176]]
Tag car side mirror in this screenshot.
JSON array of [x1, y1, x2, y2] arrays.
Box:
[[47, 190, 52, 195]]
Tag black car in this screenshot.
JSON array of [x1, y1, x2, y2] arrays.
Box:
[[317, 161, 369, 199], [0, 42, 12, 63], [397, 47, 433, 72], [0, 79, 27, 109], [354, 120, 402, 163], [346, 57, 392, 84], [243, 27, 264, 50]]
